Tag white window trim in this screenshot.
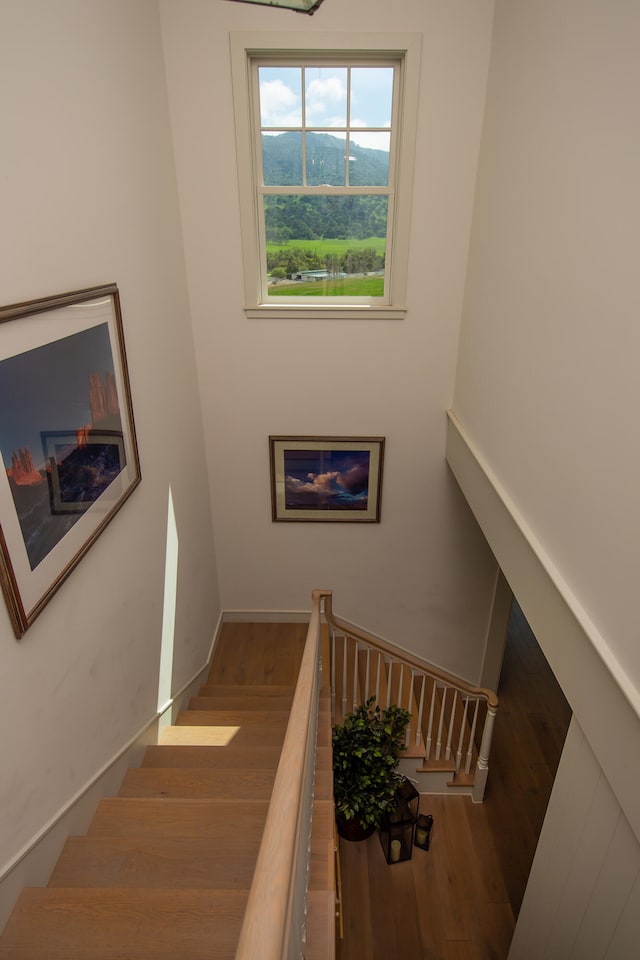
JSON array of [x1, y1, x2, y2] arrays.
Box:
[[230, 31, 422, 320]]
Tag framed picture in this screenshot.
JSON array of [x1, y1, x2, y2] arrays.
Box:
[[269, 436, 384, 522], [0, 284, 141, 638]]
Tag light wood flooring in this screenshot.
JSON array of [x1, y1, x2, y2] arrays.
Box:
[[335, 602, 572, 960]]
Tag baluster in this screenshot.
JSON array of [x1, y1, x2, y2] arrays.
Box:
[[375, 651, 381, 705], [416, 673, 426, 747], [352, 640, 359, 711], [398, 664, 404, 710], [465, 699, 480, 774], [330, 627, 336, 720], [341, 634, 348, 719], [406, 669, 415, 747], [445, 690, 458, 761], [365, 647, 371, 703], [435, 686, 447, 761], [455, 696, 470, 771], [425, 678, 436, 759], [386, 659, 392, 708]]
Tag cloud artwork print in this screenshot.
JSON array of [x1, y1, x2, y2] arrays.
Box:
[[284, 449, 370, 511], [0, 285, 140, 638], [270, 436, 384, 522]]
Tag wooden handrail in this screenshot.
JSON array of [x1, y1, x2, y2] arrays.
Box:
[[234, 588, 329, 960], [323, 592, 499, 709]]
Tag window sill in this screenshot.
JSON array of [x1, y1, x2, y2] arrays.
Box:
[[244, 303, 407, 320]]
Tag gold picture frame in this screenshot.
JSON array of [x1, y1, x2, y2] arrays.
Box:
[[269, 435, 384, 522], [0, 284, 140, 637]]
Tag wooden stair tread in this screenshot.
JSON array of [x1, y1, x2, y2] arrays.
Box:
[[193, 694, 293, 711], [179, 708, 291, 724], [0, 887, 247, 960], [158, 725, 248, 747], [118, 767, 275, 799], [89, 798, 269, 839], [142, 743, 282, 768], [207, 622, 306, 687], [172, 714, 287, 747], [447, 768, 475, 787], [197, 683, 295, 697], [49, 836, 259, 889]]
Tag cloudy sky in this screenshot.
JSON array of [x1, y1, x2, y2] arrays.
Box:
[[283, 448, 371, 509], [259, 65, 393, 152]]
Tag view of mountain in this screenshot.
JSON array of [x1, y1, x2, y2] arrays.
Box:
[[262, 131, 390, 188], [263, 132, 389, 243], [261, 132, 390, 277]]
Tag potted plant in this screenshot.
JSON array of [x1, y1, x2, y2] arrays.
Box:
[[332, 696, 412, 841]]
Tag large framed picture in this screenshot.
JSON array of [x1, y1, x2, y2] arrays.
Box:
[[0, 284, 141, 638], [269, 436, 384, 522]]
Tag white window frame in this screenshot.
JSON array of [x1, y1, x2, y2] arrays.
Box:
[[230, 31, 422, 320]]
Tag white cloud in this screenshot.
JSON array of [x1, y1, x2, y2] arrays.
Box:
[[306, 76, 347, 125], [349, 121, 391, 152], [260, 79, 300, 127]]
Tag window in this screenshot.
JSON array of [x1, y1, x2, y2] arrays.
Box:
[[231, 32, 422, 319]]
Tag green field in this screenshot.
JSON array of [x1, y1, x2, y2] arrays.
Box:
[[268, 275, 384, 297], [266, 236, 386, 259]]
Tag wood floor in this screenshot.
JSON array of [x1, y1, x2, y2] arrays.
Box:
[[335, 602, 573, 960]]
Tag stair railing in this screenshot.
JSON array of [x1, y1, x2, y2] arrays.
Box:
[[323, 592, 498, 803], [235, 588, 330, 960]]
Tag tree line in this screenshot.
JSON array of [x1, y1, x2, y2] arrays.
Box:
[[267, 246, 385, 279], [265, 195, 388, 245]]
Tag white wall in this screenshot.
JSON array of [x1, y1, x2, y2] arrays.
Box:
[[0, 0, 219, 919], [450, 0, 640, 953], [453, 0, 640, 699], [159, 0, 499, 678]]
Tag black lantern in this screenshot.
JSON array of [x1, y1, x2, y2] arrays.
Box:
[[379, 795, 415, 864], [414, 813, 434, 851], [395, 776, 420, 821]]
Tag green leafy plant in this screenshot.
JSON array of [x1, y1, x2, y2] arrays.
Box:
[[332, 696, 412, 832]]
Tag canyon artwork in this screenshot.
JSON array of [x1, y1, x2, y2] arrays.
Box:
[[0, 323, 126, 571]]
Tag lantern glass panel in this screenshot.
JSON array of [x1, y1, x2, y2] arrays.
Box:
[[414, 813, 434, 851], [379, 796, 414, 864], [395, 776, 420, 821]]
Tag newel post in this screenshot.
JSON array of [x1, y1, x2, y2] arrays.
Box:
[[472, 701, 498, 803]]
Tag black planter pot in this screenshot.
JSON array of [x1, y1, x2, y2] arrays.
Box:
[[336, 817, 376, 842]]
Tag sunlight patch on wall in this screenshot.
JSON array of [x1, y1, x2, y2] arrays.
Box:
[[157, 486, 178, 721]]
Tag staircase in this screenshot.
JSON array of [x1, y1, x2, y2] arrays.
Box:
[[325, 595, 499, 802], [0, 620, 335, 960]]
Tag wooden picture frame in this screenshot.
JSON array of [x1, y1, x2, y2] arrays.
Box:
[[0, 284, 141, 637], [269, 435, 384, 522]]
